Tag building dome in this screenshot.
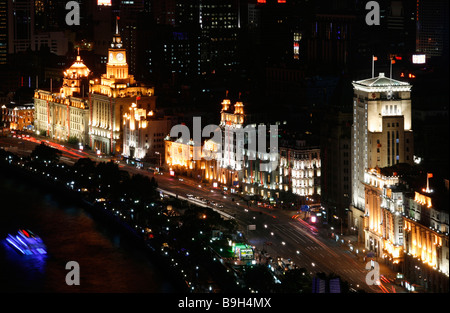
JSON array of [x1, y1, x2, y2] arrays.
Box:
[[64, 55, 91, 79]]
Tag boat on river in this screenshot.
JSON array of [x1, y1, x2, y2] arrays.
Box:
[[6, 229, 47, 255]]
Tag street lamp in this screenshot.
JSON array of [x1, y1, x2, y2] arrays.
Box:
[[334, 215, 343, 235], [155, 151, 161, 170]]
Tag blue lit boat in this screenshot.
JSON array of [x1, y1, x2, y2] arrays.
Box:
[[6, 229, 47, 255]]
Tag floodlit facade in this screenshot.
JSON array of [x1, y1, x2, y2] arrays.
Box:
[[279, 144, 321, 197], [1, 103, 34, 131], [350, 73, 414, 241], [218, 98, 245, 186], [164, 97, 246, 189], [403, 183, 449, 292], [242, 123, 280, 200], [33, 52, 91, 145], [88, 19, 156, 154], [122, 105, 177, 162], [363, 168, 404, 268]]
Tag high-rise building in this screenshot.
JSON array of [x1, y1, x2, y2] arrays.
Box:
[[151, 0, 240, 75], [350, 72, 414, 240], [7, 0, 34, 54], [0, 0, 7, 64], [416, 0, 449, 58], [320, 110, 352, 224]]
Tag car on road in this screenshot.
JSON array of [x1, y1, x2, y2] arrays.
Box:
[[217, 203, 224, 208]]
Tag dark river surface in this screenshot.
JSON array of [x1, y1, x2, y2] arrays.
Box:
[[0, 168, 177, 293]]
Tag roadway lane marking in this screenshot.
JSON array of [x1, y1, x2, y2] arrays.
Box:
[[288, 222, 341, 258], [270, 224, 309, 244]]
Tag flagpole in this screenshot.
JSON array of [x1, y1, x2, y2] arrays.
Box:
[[372, 55, 374, 78], [390, 58, 392, 80]]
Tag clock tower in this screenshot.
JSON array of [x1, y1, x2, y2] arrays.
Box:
[[106, 17, 128, 79], [89, 17, 156, 155]]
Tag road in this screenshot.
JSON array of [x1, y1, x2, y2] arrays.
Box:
[[111, 162, 400, 293], [1, 133, 404, 293]]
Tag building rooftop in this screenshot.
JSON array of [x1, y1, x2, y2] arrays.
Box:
[[352, 73, 411, 92]]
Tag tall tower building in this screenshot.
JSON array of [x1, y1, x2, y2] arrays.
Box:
[[106, 21, 128, 79], [0, 0, 7, 64], [7, 0, 34, 54], [217, 96, 245, 186], [350, 72, 414, 239], [89, 18, 156, 155], [416, 0, 449, 58]]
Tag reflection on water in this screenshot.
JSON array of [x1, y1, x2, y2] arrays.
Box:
[[0, 172, 175, 293]]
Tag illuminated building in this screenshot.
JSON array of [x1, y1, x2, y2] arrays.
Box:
[[33, 51, 91, 145], [88, 18, 156, 154], [363, 168, 404, 269], [164, 136, 217, 180], [277, 142, 321, 199], [1, 103, 34, 131], [164, 96, 246, 189], [97, 0, 111, 6], [243, 122, 280, 200], [122, 105, 178, 162], [402, 177, 449, 292], [217, 97, 245, 187], [153, 0, 240, 74], [350, 72, 414, 241]]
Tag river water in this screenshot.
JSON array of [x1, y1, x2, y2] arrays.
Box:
[[0, 170, 176, 293]]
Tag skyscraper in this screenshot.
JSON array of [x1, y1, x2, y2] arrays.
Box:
[[416, 0, 449, 58], [0, 0, 7, 64], [350, 72, 414, 240], [7, 0, 34, 54]]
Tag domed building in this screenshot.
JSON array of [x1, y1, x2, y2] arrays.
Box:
[[33, 51, 91, 145], [61, 50, 91, 98]]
